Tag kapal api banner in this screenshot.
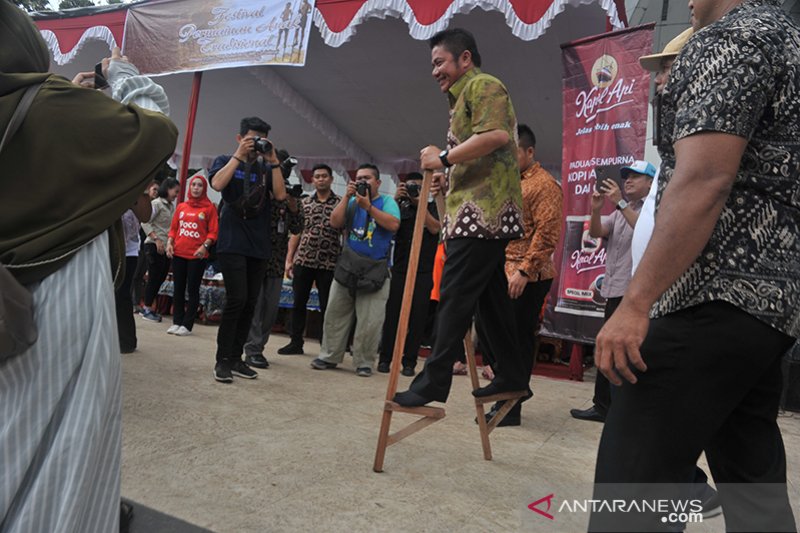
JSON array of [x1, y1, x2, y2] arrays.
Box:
[[541, 25, 654, 344], [124, 0, 316, 76]]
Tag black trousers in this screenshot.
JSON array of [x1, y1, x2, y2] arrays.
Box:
[[379, 268, 435, 369], [143, 242, 170, 307], [114, 256, 138, 352], [171, 256, 206, 331], [592, 296, 622, 415], [289, 265, 334, 345], [477, 277, 552, 416], [215, 253, 267, 362], [409, 239, 527, 402], [590, 301, 796, 532]]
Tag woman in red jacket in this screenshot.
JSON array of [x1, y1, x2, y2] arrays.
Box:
[[166, 175, 219, 336]]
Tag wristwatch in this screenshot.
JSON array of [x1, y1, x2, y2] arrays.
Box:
[[615, 199, 629, 211], [202, 242, 211, 250], [439, 149, 452, 168]]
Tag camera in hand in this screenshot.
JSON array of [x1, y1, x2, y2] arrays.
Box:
[[93, 62, 109, 90], [253, 136, 273, 154], [405, 183, 420, 198], [275, 150, 303, 198], [356, 181, 369, 197]]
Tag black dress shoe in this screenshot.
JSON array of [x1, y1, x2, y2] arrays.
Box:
[[393, 390, 434, 407], [475, 404, 521, 427], [472, 381, 523, 398], [569, 406, 606, 422], [377, 362, 390, 373], [401, 366, 415, 377]]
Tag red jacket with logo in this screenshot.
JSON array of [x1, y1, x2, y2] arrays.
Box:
[[168, 202, 219, 260]]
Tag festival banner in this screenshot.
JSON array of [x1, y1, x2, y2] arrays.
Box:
[[123, 0, 316, 76], [541, 24, 654, 344]]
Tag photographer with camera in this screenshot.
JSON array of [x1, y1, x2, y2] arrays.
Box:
[[243, 149, 304, 369], [309, 164, 400, 377], [377, 172, 440, 376], [209, 117, 287, 383]]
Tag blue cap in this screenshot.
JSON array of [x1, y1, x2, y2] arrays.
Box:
[[620, 160, 656, 179]]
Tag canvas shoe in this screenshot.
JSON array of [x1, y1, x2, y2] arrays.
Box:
[[141, 309, 162, 322], [166, 324, 180, 335], [175, 326, 192, 336], [230, 360, 258, 379]]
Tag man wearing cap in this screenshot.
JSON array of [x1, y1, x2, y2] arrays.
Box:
[[570, 160, 654, 422], [591, 0, 800, 529], [631, 28, 693, 274]]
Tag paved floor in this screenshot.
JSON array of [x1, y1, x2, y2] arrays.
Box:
[[122, 319, 800, 532]]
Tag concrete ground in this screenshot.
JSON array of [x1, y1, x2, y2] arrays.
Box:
[[122, 319, 800, 532]]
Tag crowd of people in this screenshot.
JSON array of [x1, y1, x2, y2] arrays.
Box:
[[2, 0, 799, 531]]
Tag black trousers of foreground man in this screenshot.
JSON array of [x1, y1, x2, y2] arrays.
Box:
[[408, 239, 527, 401], [591, 302, 795, 532]]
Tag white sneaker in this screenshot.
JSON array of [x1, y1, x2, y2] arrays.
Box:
[[175, 326, 192, 336], [166, 324, 180, 335]]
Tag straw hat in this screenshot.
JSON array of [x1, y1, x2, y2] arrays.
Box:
[[639, 28, 694, 72]]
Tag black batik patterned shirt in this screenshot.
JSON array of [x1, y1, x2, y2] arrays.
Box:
[[653, 0, 800, 337], [293, 192, 342, 271]]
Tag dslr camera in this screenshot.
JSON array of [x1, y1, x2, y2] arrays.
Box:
[[405, 182, 420, 198], [276, 149, 304, 198], [356, 181, 370, 197], [252, 136, 273, 154]]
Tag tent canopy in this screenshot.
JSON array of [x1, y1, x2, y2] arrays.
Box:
[[37, 0, 625, 180]]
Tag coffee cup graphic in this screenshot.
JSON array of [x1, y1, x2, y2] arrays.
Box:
[[581, 229, 601, 254], [589, 274, 605, 305]]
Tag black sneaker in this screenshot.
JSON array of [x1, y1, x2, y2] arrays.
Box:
[[401, 366, 415, 377], [231, 360, 258, 379], [377, 362, 391, 373], [310, 358, 337, 370], [245, 354, 270, 368], [277, 342, 304, 355], [214, 361, 233, 383], [356, 367, 372, 377]]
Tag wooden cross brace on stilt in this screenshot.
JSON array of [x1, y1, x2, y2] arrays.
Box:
[[372, 170, 527, 472]]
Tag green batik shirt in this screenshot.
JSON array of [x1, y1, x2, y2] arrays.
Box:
[[443, 67, 523, 241]]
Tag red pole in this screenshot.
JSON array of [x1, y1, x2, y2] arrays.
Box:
[[179, 71, 203, 201]]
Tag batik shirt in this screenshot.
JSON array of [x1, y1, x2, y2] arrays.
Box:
[[653, 0, 800, 338], [443, 68, 523, 241], [293, 192, 341, 271]]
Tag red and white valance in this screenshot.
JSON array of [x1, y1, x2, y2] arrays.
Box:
[[35, 0, 626, 65]]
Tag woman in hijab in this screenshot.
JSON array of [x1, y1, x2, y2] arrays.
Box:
[[166, 174, 219, 336], [0, 3, 178, 532]]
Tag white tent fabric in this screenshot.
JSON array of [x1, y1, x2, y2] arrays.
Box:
[[44, 1, 621, 183]]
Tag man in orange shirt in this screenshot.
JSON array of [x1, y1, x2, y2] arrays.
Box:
[[477, 124, 562, 425]]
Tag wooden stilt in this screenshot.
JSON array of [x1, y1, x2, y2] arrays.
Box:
[[464, 331, 528, 461], [372, 171, 526, 470], [373, 170, 442, 473]]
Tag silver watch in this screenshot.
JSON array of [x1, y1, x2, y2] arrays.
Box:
[[616, 199, 629, 211]]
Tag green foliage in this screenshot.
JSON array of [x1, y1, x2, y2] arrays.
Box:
[[58, 0, 95, 8], [14, 0, 51, 12]]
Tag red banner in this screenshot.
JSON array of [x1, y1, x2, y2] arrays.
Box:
[[542, 24, 654, 344]]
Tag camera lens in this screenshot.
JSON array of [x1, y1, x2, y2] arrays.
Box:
[[253, 137, 272, 154]]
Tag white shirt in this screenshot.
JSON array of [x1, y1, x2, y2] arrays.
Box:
[[630, 170, 659, 275]]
